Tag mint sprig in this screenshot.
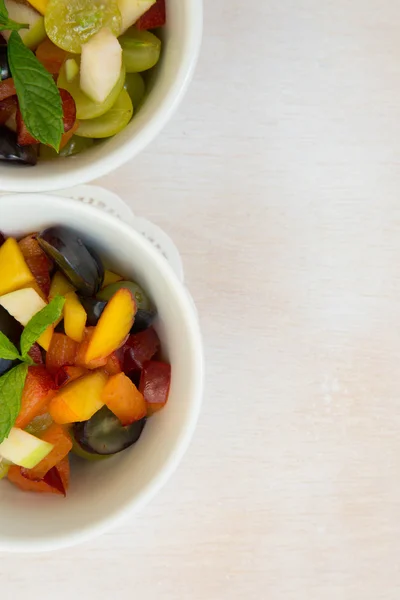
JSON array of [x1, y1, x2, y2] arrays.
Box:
[[0, 296, 66, 444], [0, 363, 28, 444], [7, 31, 64, 150], [0, 0, 28, 31]]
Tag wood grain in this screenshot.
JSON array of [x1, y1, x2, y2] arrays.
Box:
[[2, 0, 400, 597]]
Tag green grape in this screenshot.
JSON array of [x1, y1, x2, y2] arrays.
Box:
[[40, 135, 94, 159], [58, 59, 126, 120], [24, 413, 53, 436], [75, 88, 133, 138], [71, 438, 110, 461], [45, 0, 122, 54], [119, 27, 161, 73], [124, 72, 145, 108]]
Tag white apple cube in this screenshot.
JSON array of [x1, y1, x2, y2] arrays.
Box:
[[80, 28, 123, 104], [0, 428, 53, 469], [0, 287, 46, 326]]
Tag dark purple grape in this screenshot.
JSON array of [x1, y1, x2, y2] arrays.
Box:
[[0, 127, 37, 166], [0, 232, 5, 247], [0, 306, 22, 375], [37, 227, 103, 296], [86, 246, 105, 289], [72, 406, 146, 456], [0, 46, 10, 81], [79, 297, 106, 326], [130, 308, 156, 334]]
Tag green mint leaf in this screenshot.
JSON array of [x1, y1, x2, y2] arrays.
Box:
[[0, 331, 21, 361], [0, 363, 28, 444], [20, 296, 65, 358], [7, 31, 64, 150]]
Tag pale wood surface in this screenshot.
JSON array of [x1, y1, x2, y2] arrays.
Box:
[[3, 0, 400, 597]]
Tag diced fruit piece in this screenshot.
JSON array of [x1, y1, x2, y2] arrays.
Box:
[[65, 58, 79, 82], [18, 234, 53, 296], [0, 126, 38, 165], [24, 411, 53, 436], [49, 370, 107, 424], [85, 288, 136, 363], [139, 360, 170, 415], [58, 58, 125, 120], [0, 78, 16, 101], [103, 352, 122, 375], [45, 332, 78, 375], [121, 326, 160, 374], [79, 297, 106, 326], [102, 372, 146, 425], [117, 0, 155, 34], [59, 120, 80, 149], [75, 327, 108, 369], [0, 305, 22, 376], [45, 455, 70, 494], [8, 465, 61, 494], [22, 423, 72, 480], [0, 96, 17, 126], [75, 88, 133, 138], [0, 458, 9, 480], [0, 287, 46, 326], [37, 226, 103, 296], [36, 38, 66, 74], [27, 342, 44, 365], [45, 0, 121, 54], [80, 28, 122, 104], [97, 279, 156, 333], [26, 0, 48, 16], [7, 456, 69, 495], [63, 292, 87, 342], [124, 72, 145, 107], [135, 0, 165, 30], [72, 405, 146, 455], [102, 270, 123, 288], [0, 428, 53, 468], [2, 0, 46, 49], [15, 366, 57, 429], [49, 271, 76, 300], [119, 27, 161, 73], [37, 326, 53, 351], [54, 365, 87, 388], [0, 237, 35, 296]]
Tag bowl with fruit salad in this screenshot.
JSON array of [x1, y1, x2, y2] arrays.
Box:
[[0, 193, 203, 552], [0, 0, 202, 191]]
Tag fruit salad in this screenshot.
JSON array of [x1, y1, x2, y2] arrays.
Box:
[[0, 226, 171, 496], [0, 0, 166, 165]]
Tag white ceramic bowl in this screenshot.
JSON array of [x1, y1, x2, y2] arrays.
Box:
[[0, 0, 203, 193], [0, 194, 203, 552]]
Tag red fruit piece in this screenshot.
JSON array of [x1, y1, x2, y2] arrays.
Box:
[[136, 0, 166, 29], [18, 235, 53, 296], [36, 39, 67, 76], [122, 327, 160, 375], [28, 342, 44, 365], [46, 333, 78, 375], [15, 366, 57, 429], [139, 360, 171, 415], [55, 365, 88, 388], [8, 465, 64, 495], [0, 78, 16, 101], [16, 89, 76, 145], [0, 96, 16, 125]]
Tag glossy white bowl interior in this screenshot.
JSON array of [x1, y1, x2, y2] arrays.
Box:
[[0, 0, 203, 192], [0, 195, 203, 552]]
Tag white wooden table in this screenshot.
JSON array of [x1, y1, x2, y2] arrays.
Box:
[[3, 0, 400, 597]]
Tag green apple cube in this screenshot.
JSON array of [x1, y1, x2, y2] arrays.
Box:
[[0, 428, 53, 469], [0, 287, 46, 327]]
